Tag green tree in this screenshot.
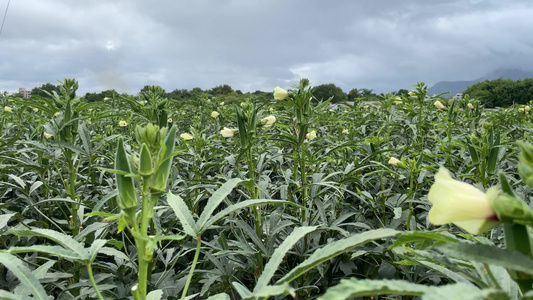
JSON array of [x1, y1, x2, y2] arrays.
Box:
[[463, 78, 533, 108], [347, 88, 361, 101], [210, 84, 234, 95], [312, 83, 347, 103], [31, 83, 60, 98]]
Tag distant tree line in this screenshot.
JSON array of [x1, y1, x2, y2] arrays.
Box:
[[463, 78, 533, 108], [23, 82, 405, 104]]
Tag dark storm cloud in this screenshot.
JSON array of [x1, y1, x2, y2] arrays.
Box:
[[1, 0, 532, 95]]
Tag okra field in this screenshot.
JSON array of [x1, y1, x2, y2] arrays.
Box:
[[2, 78, 533, 299]]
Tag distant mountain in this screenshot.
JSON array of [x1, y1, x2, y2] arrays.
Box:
[[428, 68, 533, 98]]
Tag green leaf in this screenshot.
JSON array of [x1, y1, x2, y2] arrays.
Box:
[[115, 137, 138, 210], [9, 227, 89, 260], [254, 226, 317, 291], [146, 289, 164, 300], [166, 191, 197, 237], [232, 282, 252, 299], [422, 283, 509, 300], [8, 245, 83, 260], [250, 283, 295, 299], [200, 199, 291, 234], [0, 253, 48, 300], [318, 279, 430, 300], [88, 239, 108, 262], [196, 178, 243, 232], [206, 293, 230, 300], [437, 241, 533, 275], [389, 231, 459, 249], [98, 246, 131, 262], [0, 213, 15, 230], [277, 228, 398, 284], [0, 290, 29, 300]]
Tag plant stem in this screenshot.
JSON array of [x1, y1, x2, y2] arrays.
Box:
[[503, 223, 533, 294], [86, 263, 104, 300], [181, 235, 202, 300]]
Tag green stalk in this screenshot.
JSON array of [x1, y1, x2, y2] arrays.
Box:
[[86, 263, 104, 300], [181, 236, 202, 300], [503, 223, 533, 294]]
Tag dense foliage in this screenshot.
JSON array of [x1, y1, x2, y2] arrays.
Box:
[[1, 79, 533, 299], [463, 78, 533, 108]]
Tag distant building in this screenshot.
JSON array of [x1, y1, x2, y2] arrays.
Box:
[[19, 88, 31, 98], [453, 93, 463, 99]]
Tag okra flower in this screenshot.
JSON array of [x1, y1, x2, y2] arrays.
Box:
[[119, 120, 128, 127], [434, 100, 445, 109], [526, 105, 531, 112], [180, 133, 193, 140], [220, 127, 235, 137], [408, 90, 417, 96], [54, 112, 60, 116], [211, 111, 220, 118], [4, 106, 12, 112], [342, 129, 349, 134], [467, 103, 474, 110], [44, 133, 53, 139], [306, 130, 317, 141], [261, 115, 276, 129], [219, 102, 225, 106], [427, 167, 500, 234], [167, 118, 173, 123], [273, 86, 289, 100], [33, 108, 39, 112], [388, 157, 401, 166]]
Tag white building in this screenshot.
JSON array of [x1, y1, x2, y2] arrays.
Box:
[[19, 88, 31, 98]]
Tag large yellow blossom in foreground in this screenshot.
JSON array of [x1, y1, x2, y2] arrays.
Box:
[[428, 167, 500, 234]]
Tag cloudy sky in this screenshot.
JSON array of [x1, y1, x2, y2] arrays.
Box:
[[1, 0, 532, 95]]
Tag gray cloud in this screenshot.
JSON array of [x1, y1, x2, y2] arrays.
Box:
[[1, 0, 532, 95]]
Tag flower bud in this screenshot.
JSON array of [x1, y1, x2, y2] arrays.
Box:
[[434, 100, 445, 109], [467, 103, 474, 110], [490, 192, 533, 226], [211, 111, 220, 118], [408, 91, 417, 96]]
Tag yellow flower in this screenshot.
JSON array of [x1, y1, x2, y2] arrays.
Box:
[[181, 112, 186, 115], [219, 102, 225, 106], [342, 129, 349, 134], [140, 100, 146, 106], [525, 105, 531, 112], [119, 120, 128, 127], [427, 167, 500, 234], [388, 157, 400, 166], [434, 100, 445, 109], [467, 103, 474, 110], [54, 112, 60, 116], [394, 101, 402, 105], [167, 118, 173, 123], [4, 106, 12, 112], [211, 111, 220, 118], [261, 115, 276, 128], [519, 108, 525, 113], [408, 91, 417, 96], [363, 105, 369, 109], [180, 133, 193, 140], [329, 109, 334, 112], [220, 127, 235, 137], [306, 130, 317, 141], [104, 97, 111, 101], [44, 133, 53, 139], [273, 86, 289, 100], [33, 108, 39, 112], [88, 108, 93, 112]]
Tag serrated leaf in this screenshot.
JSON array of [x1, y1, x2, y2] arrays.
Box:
[[277, 228, 398, 284], [200, 199, 291, 234], [0, 213, 15, 229], [437, 241, 533, 275], [0, 253, 48, 300], [147, 289, 164, 300], [254, 226, 317, 291], [196, 178, 243, 232], [167, 191, 197, 237], [206, 293, 230, 300], [9, 227, 89, 260], [98, 246, 131, 261], [318, 279, 430, 300], [422, 283, 509, 300], [8, 245, 82, 260]]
